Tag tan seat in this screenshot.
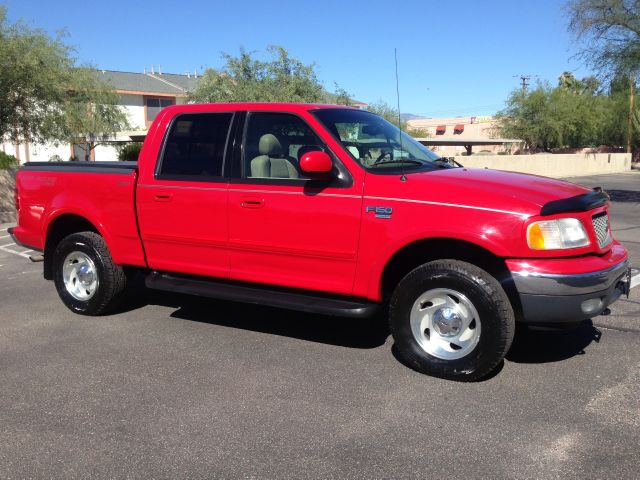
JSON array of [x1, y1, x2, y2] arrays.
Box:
[[250, 134, 299, 179]]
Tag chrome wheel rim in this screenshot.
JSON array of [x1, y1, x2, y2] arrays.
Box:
[[62, 251, 99, 301], [410, 288, 481, 360]]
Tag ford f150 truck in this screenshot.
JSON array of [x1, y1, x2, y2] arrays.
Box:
[[10, 103, 632, 381]]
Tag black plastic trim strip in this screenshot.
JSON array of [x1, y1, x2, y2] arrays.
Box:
[[145, 271, 380, 318], [21, 161, 137, 175], [540, 188, 609, 216]]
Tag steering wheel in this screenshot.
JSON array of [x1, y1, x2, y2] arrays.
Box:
[[374, 150, 393, 164]]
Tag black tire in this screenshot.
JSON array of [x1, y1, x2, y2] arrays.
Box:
[[52, 231, 127, 315], [389, 259, 515, 381]]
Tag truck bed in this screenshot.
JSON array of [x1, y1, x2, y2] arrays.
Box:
[[13, 161, 147, 268]]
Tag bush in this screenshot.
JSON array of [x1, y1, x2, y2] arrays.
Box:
[[0, 151, 18, 169], [118, 142, 142, 161]]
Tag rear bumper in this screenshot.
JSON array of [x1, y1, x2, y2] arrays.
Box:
[[7, 226, 42, 252], [508, 255, 630, 324]]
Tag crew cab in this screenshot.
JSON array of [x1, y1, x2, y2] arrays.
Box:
[[10, 103, 631, 381]]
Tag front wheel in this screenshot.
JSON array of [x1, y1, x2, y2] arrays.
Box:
[[389, 260, 515, 381], [53, 231, 127, 315]]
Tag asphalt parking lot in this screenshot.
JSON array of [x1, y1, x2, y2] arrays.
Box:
[[1, 172, 639, 479]]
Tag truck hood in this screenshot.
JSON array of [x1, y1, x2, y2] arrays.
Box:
[[368, 168, 591, 217]]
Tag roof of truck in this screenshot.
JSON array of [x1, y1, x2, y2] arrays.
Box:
[[164, 102, 363, 112]]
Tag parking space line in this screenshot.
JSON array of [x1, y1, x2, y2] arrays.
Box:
[[0, 234, 10, 239], [0, 242, 32, 259], [631, 273, 640, 290]]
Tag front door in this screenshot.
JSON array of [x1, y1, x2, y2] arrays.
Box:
[[136, 112, 234, 279], [227, 111, 363, 295]]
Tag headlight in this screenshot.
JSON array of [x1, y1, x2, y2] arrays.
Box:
[[527, 218, 590, 250]]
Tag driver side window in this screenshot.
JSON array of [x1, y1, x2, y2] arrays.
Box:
[[243, 113, 324, 179]]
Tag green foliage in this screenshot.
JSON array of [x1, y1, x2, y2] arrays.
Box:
[[0, 151, 18, 169], [189, 46, 324, 103], [118, 142, 142, 161], [0, 6, 73, 144], [558, 71, 601, 94], [64, 68, 130, 153], [333, 83, 353, 106], [495, 74, 630, 150], [0, 6, 129, 152], [567, 0, 640, 78], [367, 101, 430, 138]]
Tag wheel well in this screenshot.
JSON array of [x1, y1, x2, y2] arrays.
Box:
[[380, 238, 522, 317], [43, 214, 99, 280]]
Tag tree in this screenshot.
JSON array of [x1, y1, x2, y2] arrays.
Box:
[[566, 1, 640, 152], [0, 7, 129, 157], [558, 71, 601, 94], [189, 46, 325, 103], [333, 83, 353, 106], [567, 0, 640, 77], [496, 77, 615, 151], [64, 69, 130, 160], [0, 7, 71, 144], [118, 142, 143, 161]]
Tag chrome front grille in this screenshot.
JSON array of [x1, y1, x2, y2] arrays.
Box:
[[592, 212, 612, 248]]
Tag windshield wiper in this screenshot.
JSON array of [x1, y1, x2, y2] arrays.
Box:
[[371, 159, 423, 167]]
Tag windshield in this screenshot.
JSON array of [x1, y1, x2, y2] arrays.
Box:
[[312, 108, 450, 172]]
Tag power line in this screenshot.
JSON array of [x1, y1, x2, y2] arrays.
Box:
[[514, 74, 537, 94]]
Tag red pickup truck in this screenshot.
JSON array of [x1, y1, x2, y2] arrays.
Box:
[[10, 103, 631, 380]]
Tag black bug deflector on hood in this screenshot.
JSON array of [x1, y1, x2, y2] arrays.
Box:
[[540, 188, 609, 216]]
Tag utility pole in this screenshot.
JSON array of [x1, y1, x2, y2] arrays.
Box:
[[627, 74, 635, 154], [514, 75, 535, 95]]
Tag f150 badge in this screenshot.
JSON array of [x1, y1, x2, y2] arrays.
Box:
[[366, 206, 393, 219]]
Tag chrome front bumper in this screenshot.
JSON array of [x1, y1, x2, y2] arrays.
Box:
[[511, 260, 631, 324]]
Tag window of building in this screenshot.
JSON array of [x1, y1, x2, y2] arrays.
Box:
[[454, 124, 464, 134], [436, 125, 446, 135], [146, 97, 175, 124], [157, 113, 233, 179]]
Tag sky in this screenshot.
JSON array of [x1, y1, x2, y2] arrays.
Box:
[[5, 0, 593, 118]]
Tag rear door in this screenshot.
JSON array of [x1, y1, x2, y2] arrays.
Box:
[[227, 111, 363, 295], [136, 112, 234, 279]]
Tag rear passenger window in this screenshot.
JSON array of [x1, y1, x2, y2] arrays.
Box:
[[158, 113, 233, 179]]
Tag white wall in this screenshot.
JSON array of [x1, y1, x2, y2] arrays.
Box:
[[119, 94, 146, 130], [460, 153, 632, 177], [30, 142, 72, 162], [94, 144, 120, 162]]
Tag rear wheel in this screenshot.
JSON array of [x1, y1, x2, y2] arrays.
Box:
[[389, 259, 514, 381], [53, 231, 127, 315]]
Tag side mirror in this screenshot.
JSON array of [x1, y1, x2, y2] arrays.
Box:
[[299, 151, 333, 178]]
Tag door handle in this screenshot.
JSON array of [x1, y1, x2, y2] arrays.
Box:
[[240, 197, 264, 209], [154, 194, 173, 202]]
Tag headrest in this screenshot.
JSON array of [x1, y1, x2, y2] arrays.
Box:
[[259, 134, 283, 156]]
